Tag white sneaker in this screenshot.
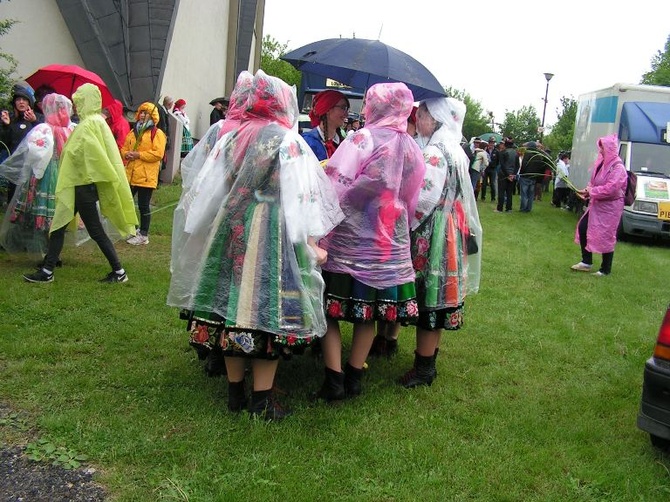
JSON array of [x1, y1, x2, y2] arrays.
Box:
[[592, 271, 607, 277], [127, 234, 149, 246], [126, 229, 139, 243], [571, 262, 592, 272]]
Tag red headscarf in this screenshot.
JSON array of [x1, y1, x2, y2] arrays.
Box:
[[174, 99, 186, 110], [308, 90, 348, 127]]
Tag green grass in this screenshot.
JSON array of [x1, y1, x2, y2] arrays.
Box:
[[1, 183, 670, 501]]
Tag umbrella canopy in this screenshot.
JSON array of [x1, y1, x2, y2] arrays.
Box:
[[25, 64, 116, 110], [478, 132, 503, 144], [281, 38, 446, 101]]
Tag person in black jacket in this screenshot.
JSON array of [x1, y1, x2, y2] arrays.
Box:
[[480, 137, 499, 201], [209, 97, 228, 125], [518, 141, 547, 212], [1, 82, 43, 204], [495, 138, 519, 212]]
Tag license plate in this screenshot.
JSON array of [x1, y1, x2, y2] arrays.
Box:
[[659, 202, 670, 221]]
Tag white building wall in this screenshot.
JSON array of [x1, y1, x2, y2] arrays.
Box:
[[1, 0, 84, 78], [161, 0, 231, 139]]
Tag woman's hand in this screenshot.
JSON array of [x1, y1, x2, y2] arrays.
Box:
[[576, 188, 589, 200], [124, 151, 140, 161]]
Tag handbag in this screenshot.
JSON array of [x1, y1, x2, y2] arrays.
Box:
[[466, 232, 479, 255]]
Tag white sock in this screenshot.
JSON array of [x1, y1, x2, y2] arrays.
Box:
[[42, 268, 53, 275], [115, 268, 125, 275]]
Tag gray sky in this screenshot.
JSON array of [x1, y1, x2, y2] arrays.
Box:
[[263, 0, 669, 130]]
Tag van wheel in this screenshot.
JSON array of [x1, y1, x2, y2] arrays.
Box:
[[650, 434, 670, 450]]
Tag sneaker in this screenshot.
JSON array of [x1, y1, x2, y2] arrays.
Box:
[[23, 269, 54, 283], [494, 209, 503, 213], [592, 271, 608, 277], [571, 262, 592, 272], [127, 234, 149, 246], [100, 271, 128, 283]]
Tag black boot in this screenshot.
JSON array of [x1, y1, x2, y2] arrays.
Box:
[[369, 336, 398, 358], [249, 389, 292, 421], [316, 367, 345, 402], [384, 338, 398, 358], [399, 351, 436, 388], [368, 335, 387, 358], [344, 362, 364, 397], [205, 345, 227, 377], [227, 380, 247, 412]]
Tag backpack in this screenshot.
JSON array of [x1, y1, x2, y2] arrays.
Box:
[[624, 170, 637, 206]]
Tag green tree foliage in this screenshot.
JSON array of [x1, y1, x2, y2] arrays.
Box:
[[444, 86, 489, 140], [543, 96, 577, 155], [259, 35, 301, 87], [641, 34, 670, 86], [0, 18, 18, 108], [500, 105, 541, 145]]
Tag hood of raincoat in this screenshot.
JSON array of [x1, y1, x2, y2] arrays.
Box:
[[362, 82, 413, 132], [135, 101, 160, 125], [72, 83, 103, 119], [241, 70, 298, 129]]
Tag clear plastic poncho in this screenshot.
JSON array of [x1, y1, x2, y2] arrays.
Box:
[[413, 97, 482, 298], [167, 70, 344, 339], [320, 82, 426, 289], [0, 93, 75, 254]]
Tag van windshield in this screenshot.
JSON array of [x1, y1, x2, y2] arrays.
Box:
[[630, 143, 670, 178]]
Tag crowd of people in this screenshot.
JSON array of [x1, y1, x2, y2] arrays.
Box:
[[0, 69, 628, 421]]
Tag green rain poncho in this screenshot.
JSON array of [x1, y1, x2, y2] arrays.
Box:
[[51, 83, 137, 237]]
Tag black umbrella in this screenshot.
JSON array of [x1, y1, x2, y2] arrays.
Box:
[[281, 38, 446, 101]]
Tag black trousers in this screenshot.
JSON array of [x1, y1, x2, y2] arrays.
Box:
[[44, 184, 122, 272], [578, 212, 614, 274], [131, 185, 154, 235], [496, 176, 514, 211]]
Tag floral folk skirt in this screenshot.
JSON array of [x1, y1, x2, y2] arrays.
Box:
[[182, 309, 315, 361], [323, 271, 419, 324]]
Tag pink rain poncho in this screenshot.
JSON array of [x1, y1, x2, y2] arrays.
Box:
[[321, 82, 425, 289], [574, 133, 627, 254]]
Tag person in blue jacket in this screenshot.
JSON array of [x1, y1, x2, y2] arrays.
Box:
[[301, 90, 349, 162]]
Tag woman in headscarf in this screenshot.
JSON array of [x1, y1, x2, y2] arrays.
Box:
[[168, 70, 343, 420], [120, 102, 167, 246], [317, 82, 425, 401], [301, 89, 350, 161], [571, 134, 627, 276], [174, 70, 254, 377], [399, 97, 482, 388], [0, 93, 75, 255], [172, 98, 193, 156]]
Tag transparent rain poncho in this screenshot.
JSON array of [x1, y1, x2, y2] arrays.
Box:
[[412, 97, 482, 301], [168, 70, 344, 339], [0, 93, 75, 253]]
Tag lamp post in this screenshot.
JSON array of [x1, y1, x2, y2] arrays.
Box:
[[488, 111, 495, 132], [539, 72, 554, 142]]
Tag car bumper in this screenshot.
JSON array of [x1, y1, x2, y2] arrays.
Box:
[[622, 210, 670, 238], [638, 357, 670, 440]]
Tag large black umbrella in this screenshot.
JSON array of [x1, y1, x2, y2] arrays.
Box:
[[281, 38, 446, 101]]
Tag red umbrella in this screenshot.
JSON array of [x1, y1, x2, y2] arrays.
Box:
[[25, 64, 116, 109]]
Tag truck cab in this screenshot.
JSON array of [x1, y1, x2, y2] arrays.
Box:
[[618, 102, 670, 239]]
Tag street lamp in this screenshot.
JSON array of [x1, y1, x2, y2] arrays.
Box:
[[540, 72, 554, 142], [487, 111, 495, 132]]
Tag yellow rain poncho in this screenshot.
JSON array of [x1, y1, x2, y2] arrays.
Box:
[[51, 83, 137, 237]]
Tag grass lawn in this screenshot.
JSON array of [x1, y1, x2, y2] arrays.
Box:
[[1, 181, 669, 501]]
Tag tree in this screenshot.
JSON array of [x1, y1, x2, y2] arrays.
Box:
[[543, 96, 577, 155], [500, 106, 541, 145], [444, 86, 489, 140], [259, 35, 301, 88], [641, 34, 670, 86], [0, 17, 17, 108]]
